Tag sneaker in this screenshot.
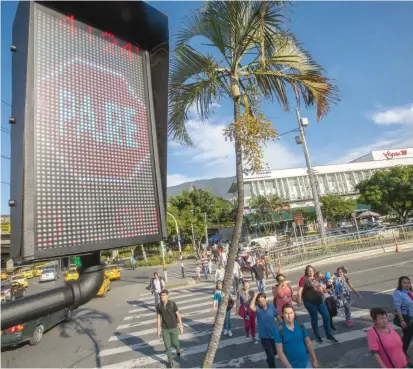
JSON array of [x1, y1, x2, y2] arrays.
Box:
[[253, 338, 259, 344], [245, 336, 250, 340], [348, 319, 354, 328], [327, 335, 339, 343], [176, 351, 181, 358], [223, 330, 228, 335], [331, 325, 337, 332], [228, 330, 233, 337], [315, 336, 323, 343]]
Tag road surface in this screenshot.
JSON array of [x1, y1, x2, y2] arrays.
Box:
[[1, 249, 412, 368]]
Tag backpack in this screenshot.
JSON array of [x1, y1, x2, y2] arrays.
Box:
[[278, 321, 306, 345]]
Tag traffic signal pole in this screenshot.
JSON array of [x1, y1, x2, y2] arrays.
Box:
[[160, 240, 168, 282]]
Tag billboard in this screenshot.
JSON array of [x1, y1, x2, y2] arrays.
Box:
[[10, 2, 168, 259]]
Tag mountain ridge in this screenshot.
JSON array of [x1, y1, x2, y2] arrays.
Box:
[[167, 176, 235, 200]]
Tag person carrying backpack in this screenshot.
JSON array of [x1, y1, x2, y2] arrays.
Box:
[[274, 304, 319, 368], [149, 272, 166, 308]]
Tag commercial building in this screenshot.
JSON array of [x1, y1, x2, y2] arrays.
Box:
[[229, 147, 413, 210]]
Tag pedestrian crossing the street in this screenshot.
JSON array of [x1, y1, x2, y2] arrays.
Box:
[[98, 282, 388, 368]]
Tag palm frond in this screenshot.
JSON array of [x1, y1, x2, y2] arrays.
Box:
[[168, 45, 227, 145], [251, 68, 338, 119]]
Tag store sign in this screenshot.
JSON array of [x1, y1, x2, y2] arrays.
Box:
[[382, 149, 408, 160]]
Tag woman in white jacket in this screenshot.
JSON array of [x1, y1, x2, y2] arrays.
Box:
[[215, 263, 225, 283]]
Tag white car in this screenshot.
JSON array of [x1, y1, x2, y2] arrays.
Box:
[[40, 267, 59, 282]]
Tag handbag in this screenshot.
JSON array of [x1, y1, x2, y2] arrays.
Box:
[[373, 327, 394, 368]]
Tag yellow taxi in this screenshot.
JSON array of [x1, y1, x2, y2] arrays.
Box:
[[65, 267, 79, 282], [16, 267, 34, 279], [104, 265, 121, 280], [9, 274, 28, 289], [96, 276, 111, 297], [33, 265, 48, 277], [1, 269, 8, 280]]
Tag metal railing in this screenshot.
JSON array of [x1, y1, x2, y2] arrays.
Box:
[[269, 224, 413, 270]]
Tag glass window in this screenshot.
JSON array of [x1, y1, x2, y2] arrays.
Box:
[[327, 174, 337, 193], [244, 183, 252, 197], [345, 172, 355, 191], [288, 178, 299, 200], [265, 180, 275, 195]]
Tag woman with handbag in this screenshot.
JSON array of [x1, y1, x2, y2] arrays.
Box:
[[367, 307, 411, 368], [393, 276, 413, 356], [297, 265, 338, 344]]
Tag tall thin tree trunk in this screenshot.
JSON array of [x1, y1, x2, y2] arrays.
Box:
[[202, 97, 244, 368]]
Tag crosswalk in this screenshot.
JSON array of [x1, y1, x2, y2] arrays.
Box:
[[97, 277, 396, 368]]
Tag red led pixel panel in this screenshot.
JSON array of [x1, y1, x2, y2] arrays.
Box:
[[32, 5, 163, 252]]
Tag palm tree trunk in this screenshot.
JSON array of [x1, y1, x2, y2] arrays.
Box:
[[202, 96, 244, 368]]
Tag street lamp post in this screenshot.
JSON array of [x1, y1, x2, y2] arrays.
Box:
[[204, 212, 209, 249], [295, 107, 326, 238], [167, 212, 185, 278]]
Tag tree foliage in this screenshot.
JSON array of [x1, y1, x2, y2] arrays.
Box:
[[356, 167, 413, 224], [168, 2, 338, 367], [248, 194, 288, 232], [167, 188, 235, 245], [320, 194, 356, 222]]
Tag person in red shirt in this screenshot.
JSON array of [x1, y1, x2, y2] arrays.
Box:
[[297, 265, 338, 344]]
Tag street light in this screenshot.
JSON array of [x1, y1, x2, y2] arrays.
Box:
[[276, 110, 326, 239], [166, 212, 185, 278], [295, 107, 326, 238]]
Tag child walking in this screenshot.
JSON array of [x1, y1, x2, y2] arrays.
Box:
[[212, 281, 234, 337]]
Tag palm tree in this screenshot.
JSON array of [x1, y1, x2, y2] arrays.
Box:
[[168, 2, 338, 366]]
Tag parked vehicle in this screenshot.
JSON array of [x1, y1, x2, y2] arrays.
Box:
[[64, 267, 79, 282], [1, 282, 26, 302], [104, 265, 121, 280], [39, 267, 60, 283], [8, 274, 28, 289], [16, 266, 34, 279], [33, 265, 48, 277], [1, 308, 73, 348]]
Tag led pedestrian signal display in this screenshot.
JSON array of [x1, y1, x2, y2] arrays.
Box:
[[10, 2, 168, 260]]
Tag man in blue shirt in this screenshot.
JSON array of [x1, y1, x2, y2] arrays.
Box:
[[250, 291, 283, 368], [274, 304, 319, 368]]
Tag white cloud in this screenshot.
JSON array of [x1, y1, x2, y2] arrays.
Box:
[[331, 139, 401, 164], [170, 117, 303, 180], [372, 103, 413, 125], [332, 104, 413, 164]]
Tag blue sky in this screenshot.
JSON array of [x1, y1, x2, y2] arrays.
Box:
[[2, 1, 413, 214]]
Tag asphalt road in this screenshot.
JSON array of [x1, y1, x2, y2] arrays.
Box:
[[1, 250, 413, 368]]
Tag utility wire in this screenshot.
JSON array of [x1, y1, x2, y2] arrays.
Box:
[[1, 155, 11, 160], [1, 100, 11, 108]]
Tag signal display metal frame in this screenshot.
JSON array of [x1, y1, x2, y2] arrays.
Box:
[[10, 2, 166, 260]]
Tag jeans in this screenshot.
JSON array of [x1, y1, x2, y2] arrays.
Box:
[[154, 292, 160, 308], [232, 276, 239, 294], [204, 265, 209, 279], [304, 300, 332, 338], [402, 317, 413, 353], [224, 310, 231, 331], [256, 279, 265, 293], [260, 338, 277, 368], [267, 265, 276, 279], [162, 328, 180, 364]]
